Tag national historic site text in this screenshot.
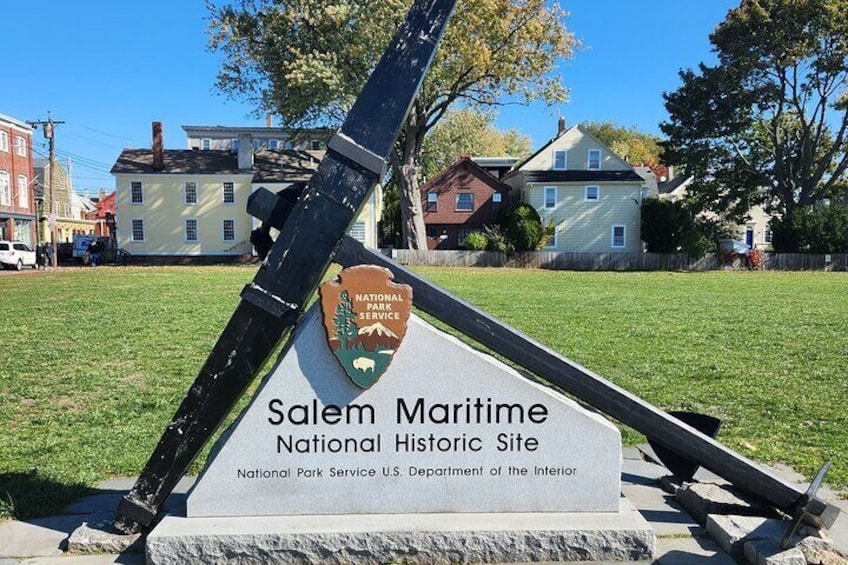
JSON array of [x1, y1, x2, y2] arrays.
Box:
[[247, 395, 580, 484]]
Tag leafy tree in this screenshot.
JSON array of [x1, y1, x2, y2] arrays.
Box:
[[640, 199, 692, 253], [422, 109, 533, 178], [333, 290, 358, 349], [771, 203, 848, 252], [208, 0, 576, 249], [582, 121, 664, 173], [640, 199, 720, 257], [661, 0, 848, 232]]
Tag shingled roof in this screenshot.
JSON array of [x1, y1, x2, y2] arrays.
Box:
[[110, 148, 324, 183], [518, 170, 645, 183]]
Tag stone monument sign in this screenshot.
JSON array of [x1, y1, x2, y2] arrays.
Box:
[[188, 266, 621, 517]]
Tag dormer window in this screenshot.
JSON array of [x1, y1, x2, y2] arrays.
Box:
[[588, 149, 601, 170], [553, 150, 567, 170]]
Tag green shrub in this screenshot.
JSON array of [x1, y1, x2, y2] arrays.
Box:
[[462, 231, 488, 250], [505, 203, 545, 251], [483, 225, 513, 253]]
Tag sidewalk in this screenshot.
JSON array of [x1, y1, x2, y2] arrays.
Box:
[[1, 450, 845, 564]]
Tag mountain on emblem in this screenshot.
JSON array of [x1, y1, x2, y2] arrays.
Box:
[[318, 265, 413, 388]]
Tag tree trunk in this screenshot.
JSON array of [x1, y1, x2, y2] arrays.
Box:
[[395, 122, 428, 249]]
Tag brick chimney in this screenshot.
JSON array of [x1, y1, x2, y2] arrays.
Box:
[[557, 117, 566, 136], [265, 113, 273, 127], [152, 122, 164, 171], [238, 133, 254, 170]]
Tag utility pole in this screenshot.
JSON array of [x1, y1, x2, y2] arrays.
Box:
[[27, 113, 64, 269]]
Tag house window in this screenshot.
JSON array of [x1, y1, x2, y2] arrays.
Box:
[[544, 186, 557, 209], [184, 182, 197, 205], [0, 132, 8, 152], [131, 219, 145, 242], [0, 171, 10, 206], [611, 225, 626, 249], [15, 136, 26, 157], [456, 193, 474, 211], [201, 138, 211, 150], [764, 227, 773, 244], [185, 219, 198, 242], [222, 182, 235, 204], [311, 140, 322, 150], [222, 219, 236, 241], [427, 226, 437, 238], [252, 139, 261, 149], [588, 149, 601, 170], [284, 140, 294, 150], [269, 139, 279, 149], [232, 138, 239, 151], [493, 193, 502, 203], [585, 186, 599, 201], [349, 220, 366, 242], [553, 150, 566, 170], [18, 175, 28, 208], [130, 181, 143, 204], [426, 192, 438, 212]]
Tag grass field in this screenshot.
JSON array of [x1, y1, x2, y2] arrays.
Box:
[[1, 266, 846, 520]]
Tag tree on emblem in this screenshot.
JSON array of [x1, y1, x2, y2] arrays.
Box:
[[333, 290, 358, 350]]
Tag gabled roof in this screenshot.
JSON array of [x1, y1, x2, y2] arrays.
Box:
[[111, 149, 242, 175], [658, 175, 693, 195], [503, 124, 637, 181], [110, 148, 323, 183], [421, 156, 512, 194], [182, 125, 333, 136]]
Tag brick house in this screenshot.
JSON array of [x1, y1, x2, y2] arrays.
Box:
[[421, 155, 514, 249], [0, 113, 36, 246]]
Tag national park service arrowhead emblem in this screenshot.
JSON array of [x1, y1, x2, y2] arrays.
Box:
[[319, 265, 413, 389]]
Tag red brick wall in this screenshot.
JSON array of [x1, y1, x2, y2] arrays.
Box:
[[0, 119, 36, 242], [422, 161, 509, 250]]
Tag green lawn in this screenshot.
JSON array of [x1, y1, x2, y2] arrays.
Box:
[[1, 266, 845, 520]]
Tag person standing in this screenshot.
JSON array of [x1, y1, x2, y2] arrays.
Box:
[[35, 243, 44, 270], [45, 243, 55, 270]]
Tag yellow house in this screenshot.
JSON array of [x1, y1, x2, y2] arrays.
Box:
[[504, 123, 644, 253], [112, 129, 380, 260]]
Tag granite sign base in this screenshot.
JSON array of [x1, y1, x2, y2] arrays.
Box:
[[147, 498, 654, 564]]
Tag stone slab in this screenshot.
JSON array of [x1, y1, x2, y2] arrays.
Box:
[[188, 307, 621, 517], [705, 514, 818, 557], [65, 517, 142, 554], [676, 481, 776, 526], [744, 539, 806, 565], [147, 498, 654, 564]]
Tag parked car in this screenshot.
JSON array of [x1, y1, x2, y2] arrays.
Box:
[[0, 240, 37, 270]]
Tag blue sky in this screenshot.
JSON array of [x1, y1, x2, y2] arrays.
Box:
[[3, 0, 738, 193]]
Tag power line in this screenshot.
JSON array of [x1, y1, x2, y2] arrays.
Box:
[[81, 125, 135, 141]]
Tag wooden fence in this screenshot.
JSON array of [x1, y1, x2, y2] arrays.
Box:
[[389, 250, 848, 271]]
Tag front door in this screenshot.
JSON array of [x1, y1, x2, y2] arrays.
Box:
[[745, 227, 754, 248]]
